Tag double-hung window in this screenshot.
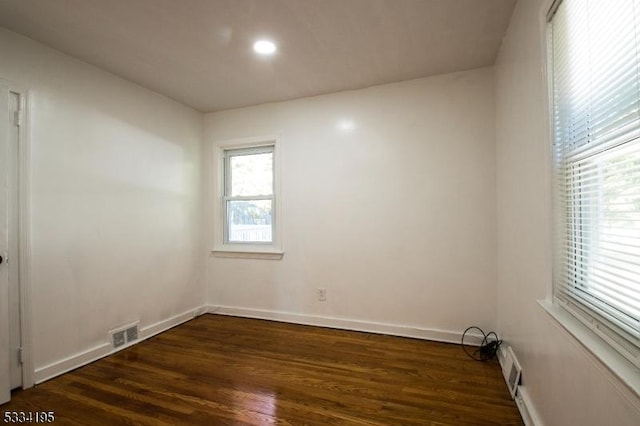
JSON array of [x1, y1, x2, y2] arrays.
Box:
[[213, 139, 282, 258], [549, 0, 640, 365], [224, 146, 275, 244]]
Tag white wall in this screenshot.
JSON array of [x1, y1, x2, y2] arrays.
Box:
[[0, 27, 205, 375], [204, 68, 497, 339], [495, 0, 640, 424]]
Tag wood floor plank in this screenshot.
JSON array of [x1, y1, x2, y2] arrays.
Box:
[[2, 314, 523, 425]]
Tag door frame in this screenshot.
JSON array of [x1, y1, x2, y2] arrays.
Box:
[[1, 79, 34, 397]]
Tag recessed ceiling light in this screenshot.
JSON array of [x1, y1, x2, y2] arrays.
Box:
[[253, 40, 277, 55]]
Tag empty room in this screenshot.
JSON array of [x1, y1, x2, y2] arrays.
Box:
[[1, 0, 639, 424]]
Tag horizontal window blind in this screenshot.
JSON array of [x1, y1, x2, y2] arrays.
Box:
[[551, 0, 640, 364]]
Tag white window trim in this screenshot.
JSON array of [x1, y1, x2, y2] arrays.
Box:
[[212, 135, 283, 260]]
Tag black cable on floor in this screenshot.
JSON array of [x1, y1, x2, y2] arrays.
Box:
[[461, 326, 502, 361]]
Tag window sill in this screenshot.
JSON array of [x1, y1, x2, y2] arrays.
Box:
[[538, 300, 640, 398], [211, 246, 284, 260]]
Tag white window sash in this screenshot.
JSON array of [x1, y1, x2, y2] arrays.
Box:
[[550, 0, 640, 368], [221, 144, 277, 246]]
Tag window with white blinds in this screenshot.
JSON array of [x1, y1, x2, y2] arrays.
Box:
[[550, 0, 640, 365]]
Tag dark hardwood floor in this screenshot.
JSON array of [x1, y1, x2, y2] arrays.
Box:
[[3, 314, 523, 425]]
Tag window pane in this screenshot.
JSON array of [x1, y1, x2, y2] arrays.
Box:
[[227, 200, 272, 243], [230, 152, 273, 196], [565, 141, 640, 325]]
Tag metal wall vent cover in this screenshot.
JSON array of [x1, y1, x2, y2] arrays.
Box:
[[500, 346, 522, 399], [110, 322, 139, 349], [112, 330, 126, 348], [125, 325, 138, 342]]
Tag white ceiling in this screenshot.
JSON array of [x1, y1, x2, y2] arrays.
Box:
[[0, 0, 516, 112]]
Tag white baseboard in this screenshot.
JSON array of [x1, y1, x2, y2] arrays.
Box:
[[206, 304, 484, 345], [515, 387, 543, 426], [34, 342, 112, 385], [34, 305, 207, 384]]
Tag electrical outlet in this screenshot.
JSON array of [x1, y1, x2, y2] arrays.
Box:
[[317, 288, 327, 301]]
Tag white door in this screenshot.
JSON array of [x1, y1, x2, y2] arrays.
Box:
[[8, 90, 22, 390], [0, 83, 11, 404]]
